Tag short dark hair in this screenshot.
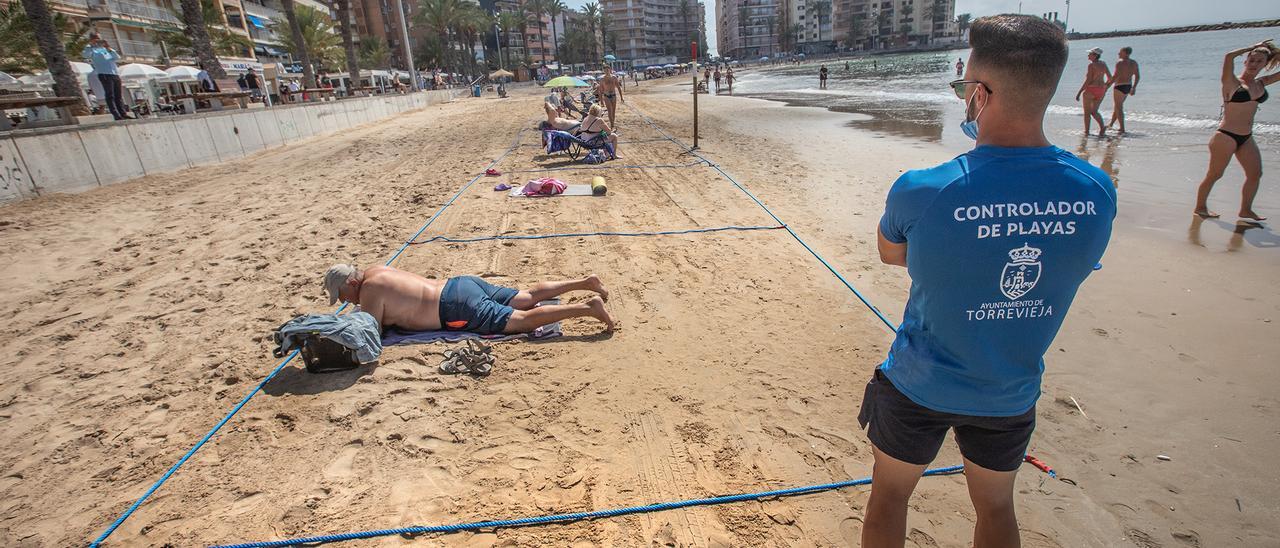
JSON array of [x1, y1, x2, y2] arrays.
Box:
[[1121, 46, 1133, 54], [968, 14, 1068, 111]]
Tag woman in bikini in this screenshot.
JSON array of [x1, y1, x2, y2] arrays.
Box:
[[577, 104, 621, 159], [1074, 47, 1111, 137], [1194, 39, 1280, 222]]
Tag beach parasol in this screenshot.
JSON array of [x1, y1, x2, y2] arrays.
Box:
[[542, 75, 590, 88], [0, 71, 20, 88], [580, 75, 596, 81], [603, 54, 616, 61], [119, 63, 168, 80], [164, 65, 203, 81], [489, 69, 514, 79], [25, 61, 93, 84]]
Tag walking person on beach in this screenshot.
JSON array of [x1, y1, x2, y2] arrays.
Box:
[[863, 15, 1115, 548], [725, 68, 735, 95], [1074, 47, 1112, 137], [1194, 39, 1280, 222], [819, 65, 829, 89], [1107, 47, 1140, 133], [713, 67, 722, 93], [597, 65, 624, 128]]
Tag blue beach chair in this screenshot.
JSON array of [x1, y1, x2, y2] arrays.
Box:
[[544, 130, 615, 161]]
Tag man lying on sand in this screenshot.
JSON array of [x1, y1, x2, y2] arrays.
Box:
[[863, 15, 1115, 547], [323, 265, 614, 334], [542, 102, 580, 131]]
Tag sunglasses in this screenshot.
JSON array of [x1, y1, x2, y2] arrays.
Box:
[[949, 79, 993, 100]]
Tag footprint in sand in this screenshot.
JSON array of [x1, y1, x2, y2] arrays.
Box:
[[226, 492, 266, 516], [323, 440, 363, 478]]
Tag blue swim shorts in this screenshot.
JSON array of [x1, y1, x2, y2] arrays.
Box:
[[439, 276, 519, 335]]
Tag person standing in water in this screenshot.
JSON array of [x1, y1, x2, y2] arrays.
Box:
[[956, 58, 965, 76], [725, 68, 735, 95], [1107, 47, 1140, 134], [1194, 39, 1280, 222], [820, 65, 829, 89], [1074, 47, 1112, 137]]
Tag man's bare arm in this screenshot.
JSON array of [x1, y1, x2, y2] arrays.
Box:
[[877, 227, 908, 267], [360, 293, 386, 331]]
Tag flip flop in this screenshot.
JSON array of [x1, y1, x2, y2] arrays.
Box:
[[485, 168, 501, 177]]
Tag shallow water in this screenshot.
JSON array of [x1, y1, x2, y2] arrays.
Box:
[[733, 27, 1280, 240]]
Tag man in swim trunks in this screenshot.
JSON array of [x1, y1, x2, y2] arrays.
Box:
[[323, 265, 614, 334], [819, 65, 829, 89], [1108, 46, 1140, 133], [597, 65, 624, 127], [1074, 47, 1112, 137], [864, 15, 1115, 547]]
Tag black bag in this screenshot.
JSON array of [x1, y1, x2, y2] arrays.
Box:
[[272, 330, 361, 374]]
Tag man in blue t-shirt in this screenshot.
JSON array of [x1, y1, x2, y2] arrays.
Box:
[[81, 32, 130, 121], [859, 15, 1116, 548]]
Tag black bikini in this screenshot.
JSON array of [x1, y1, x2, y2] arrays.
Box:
[[1218, 86, 1269, 147]]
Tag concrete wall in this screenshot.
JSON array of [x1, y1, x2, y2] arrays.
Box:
[[0, 89, 459, 204]]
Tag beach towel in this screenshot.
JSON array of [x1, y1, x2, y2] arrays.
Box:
[[509, 184, 595, 197], [521, 177, 567, 196], [382, 321, 562, 345]]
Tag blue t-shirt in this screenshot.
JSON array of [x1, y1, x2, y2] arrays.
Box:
[[82, 45, 119, 76], [878, 145, 1116, 416]]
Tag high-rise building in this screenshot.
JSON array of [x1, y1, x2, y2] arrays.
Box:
[[352, 0, 423, 70], [603, 0, 705, 66], [716, 0, 782, 60], [832, 0, 957, 50]]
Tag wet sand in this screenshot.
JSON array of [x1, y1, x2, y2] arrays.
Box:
[[0, 80, 1276, 547]]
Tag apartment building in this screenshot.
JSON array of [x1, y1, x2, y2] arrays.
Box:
[[833, 0, 956, 50], [352, 0, 422, 69], [790, 0, 832, 53], [715, 0, 781, 60], [603, 0, 705, 65]]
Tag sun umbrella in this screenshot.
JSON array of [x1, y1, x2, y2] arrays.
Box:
[[490, 69, 514, 79], [164, 65, 203, 81], [119, 63, 168, 80], [603, 54, 616, 61], [25, 61, 93, 84], [0, 71, 20, 88], [580, 75, 596, 81], [543, 75, 590, 88]]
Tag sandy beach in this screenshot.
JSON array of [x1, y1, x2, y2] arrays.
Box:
[[0, 78, 1277, 547]]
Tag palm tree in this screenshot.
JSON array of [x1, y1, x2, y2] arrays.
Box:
[[955, 12, 971, 36], [153, 0, 252, 59], [417, 0, 460, 74], [678, 0, 692, 57], [546, 0, 564, 65], [807, 0, 831, 43], [597, 12, 611, 59], [173, 0, 226, 78], [280, 0, 314, 87], [898, 3, 912, 40], [581, 2, 599, 61], [359, 35, 389, 68], [498, 11, 523, 67], [523, 0, 547, 65], [16, 0, 85, 113], [0, 2, 88, 74], [278, 4, 341, 82], [332, 0, 359, 92]]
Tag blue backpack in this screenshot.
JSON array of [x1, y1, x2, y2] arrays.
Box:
[[583, 149, 609, 164]]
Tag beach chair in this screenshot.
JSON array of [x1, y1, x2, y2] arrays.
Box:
[[544, 130, 614, 161]]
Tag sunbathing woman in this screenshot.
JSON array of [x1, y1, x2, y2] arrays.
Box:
[[1194, 39, 1280, 222], [577, 104, 621, 159]]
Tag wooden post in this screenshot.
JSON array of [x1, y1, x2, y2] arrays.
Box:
[[692, 41, 699, 150]]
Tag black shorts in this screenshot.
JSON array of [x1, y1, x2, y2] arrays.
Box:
[[857, 369, 1034, 472]]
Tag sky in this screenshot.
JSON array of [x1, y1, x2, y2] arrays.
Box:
[[561, 0, 1280, 56]]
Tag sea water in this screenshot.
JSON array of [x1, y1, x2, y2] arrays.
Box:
[[734, 28, 1280, 219]]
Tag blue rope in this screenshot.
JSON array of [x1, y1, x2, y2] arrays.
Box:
[[212, 465, 966, 548], [625, 104, 899, 332], [407, 224, 785, 245], [88, 127, 533, 548]]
